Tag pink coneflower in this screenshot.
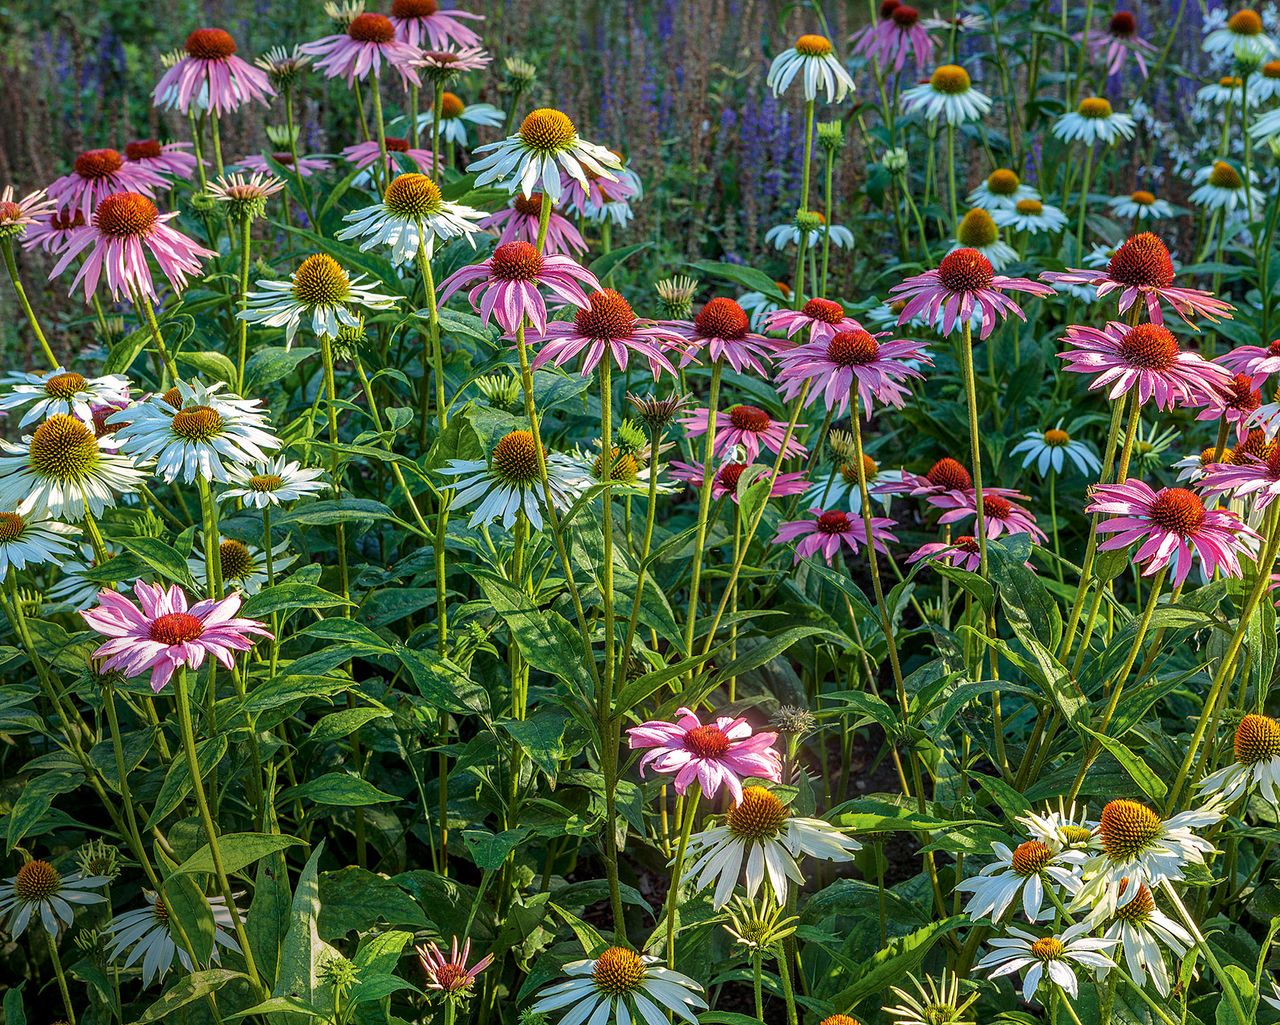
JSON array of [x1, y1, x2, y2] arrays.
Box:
[[626, 706, 782, 804], [670, 459, 809, 502], [774, 508, 898, 565], [890, 247, 1053, 339], [0, 185, 56, 238], [673, 298, 774, 375], [862, 3, 937, 71], [342, 137, 435, 176], [931, 491, 1047, 542], [880, 456, 973, 502], [907, 534, 983, 571], [775, 328, 931, 416], [236, 152, 333, 179], [479, 194, 587, 257], [22, 210, 86, 254], [152, 29, 275, 116], [50, 192, 216, 303], [1088, 480, 1260, 586], [438, 240, 599, 336], [1201, 448, 1280, 511], [1084, 10, 1157, 77], [301, 13, 422, 87], [1219, 339, 1280, 387], [1057, 321, 1232, 410], [124, 139, 200, 181], [764, 297, 865, 346], [81, 581, 271, 693], [1195, 373, 1262, 441], [389, 0, 484, 49], [1041, 233, 1234, 327], [46, 149, 167, 219], [417, 936, 493, 996], [681, 404, 807, 462], [530, 288, 684, 379], [413, 46, 492, 78]]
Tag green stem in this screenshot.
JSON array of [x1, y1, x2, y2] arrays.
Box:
[[683, 363, 722, 658], [234, 215, 253, 393], [3, 239, 57, 367], [665, 788, 700, 967], [958, 321, 987, 575], [136, 290, 178, 383], [431, 84, 444, 184], [774, 942, 799, 1025]]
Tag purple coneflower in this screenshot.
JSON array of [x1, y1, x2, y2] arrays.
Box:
[[152, 28, 275, 116], [627, 707, 781, 804], [479, 194, 586, 257], [680, 403, 807, 462], [417, 936, 493, 996], [46, 148, 167, 219], [931, 491, 1047, 542], [890, 247, 1053, 339], [774, 508, 898, 564], [438, 240, 599, 336], [236, 152, 333, 179], [301, 13, 422, 87], [764, 297, 865, 346], [670, 460, 809, 502], [1083, 10, 1157, 76], [389, 0, 484, 49], [775, 328, 930, 416], [124, 139, 200, 181], [342, 137, 435, 176], [673, 298, 773, 375], [1219, 338, 1280, 388], [530, 288, 684, 379], [908, 534, 983, 571]]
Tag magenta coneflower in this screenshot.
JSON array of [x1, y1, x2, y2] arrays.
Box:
[[670, 459, 809, 502], [438, 240, 599, 336], [680, 403, 807, 462], [1057, 321, 1232, 410], [907, 534, 983, 571], [674, 298, 773, 375], [342, 137, 435, 176], [1084, 10, 1156, 76], [46, 148, 167, 219], [1219, 339, 1280, 387], [81, 581, 272, 693], [1088, 480, 1260, 586], [0, 185, 56, 238], [775, 328, 930, 416], [774, 508, 898, 564], [626, 706, 781, 804], [1041, 233, 1234, 326], [479, 194, 587, 257], [931, 491, 1047, 542], [1195, 373, 1262, 441], [152, 29, 275, 116], [877, 457, 1025, 508], [417, 936, 493, 996], [890, 247, 1053, 339], [22, 209, 86, 254], [301, 13, 422, 87], [236, 152, 333, 179], [50, 192, 216, 303], [124, 139, 200, 181], [1200, 449, 1280, 511], [864, 3, 936, 71], [389, 0, 484, 49], [764, 297, 865, 346], [530, 288, 684, 379]]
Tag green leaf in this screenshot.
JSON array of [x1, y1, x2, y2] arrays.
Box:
[[135, 969, 249, 1023], [307, 707, 392, 744], [687, 259, 786, 301], [175, 832, 307, 877], [462, 827, 531, 870], [1081, 726, 1167, 801], [226, 997, 322, 1020], [145, 735, 227, 829], [281, 772, 398, 807], [238, 674, 354, 716], [163, 871, 217, 964], [2, 982, 25, 1025], [826, 917, 966, 1010], [117, 536, 198, 590], [990, 538, 1061, 651], [176, 349, 238, 386], [103, 326, 150, 376], [279, 499, 399, 529], [587, 241, 651, 281], [394, 645, 489, 715], [244, 346, 317, 393], [317, 867, 427, 938], [711, 626, 844, 684], [272, 844, 342, 1024], [6, 769, 83, 850], [242, 582, 352, 617]]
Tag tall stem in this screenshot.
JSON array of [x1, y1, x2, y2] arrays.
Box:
[[665, 788, 700, 967], [683, 363, 722, 659], [958, 321, 987, 574], [3, 240, 57, 368], [234, 215, 253, 392]]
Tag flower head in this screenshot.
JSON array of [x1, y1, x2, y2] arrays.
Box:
[[82, 581, 272, 692], [1053, 96, 1136, 145], [46, 148, 168, 218], [901, 64, 992, 124], [1084, 10, 1157, 76], [480, 193, 587, 257], [956, 839, 1086, 923], [1088, 479, 1260, 585], [1195, 713, 1280, 804], [153, 29, 275, 115], [670, 459, 809, 503], [931, 490, 1047, 542], [1010, 425, 1101, 477], [0, 860, 107, 938], [468, 107, 622, 203], [671, 297, 775, 375], [766, 34, 856, 102], [417, 936, 493, 997], [240, 253, 398, 347], [977, 923, 1115, 1003], [0, 509, 81, 581], [884, 971, 978, 1025], [0, 185, 56, 240], [627, 707, 781, 804], [1107, 189, 1175, 222], [300, 13, 422, 86], [124, 139, 200, 181], [0, 366, 129, 429], [774, 508, 898, 564], [389, 0, 484, 49], [764, 298, 865, 346], [1204, 8, 1277, 60], [967, 168, 1038, 211], [207, 172, 284, 221], [337, 172, 485, 265], [106, 891, 242, 985], [775, 327, 931, 415], [418, 91, 505, 148], [219, 457, 327, 508], [531, 947, 706, 1025], [531, 288, 685, 379], [890, 247, 1053, 339]]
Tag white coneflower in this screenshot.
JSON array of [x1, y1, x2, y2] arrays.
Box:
[[681, 785, 860, 908], [1203, 8, 1277, 61], [765, 210, 853, 250], [1106, 189, 1175, 221], [219, 456, 327, 508], [468, 107, 622, 203], [0, 366, 130, 429], [336, 171, 485, 265], [1195, 712, 1280, 805], [105, 890, 242, 985], [108, 380, 279, 484], [1197, 75, 1247, 106], [1010, 424, 1102, 477], [884, 971, 979, 1025], [0, 413, 145, 521], [415, 90, 504, 145], [1053, 96, 1136, 145], [994, 198, 1069, 235], [766, 33, 856, 103], [901, 64, 992, 124], [1188, 160, 1260, 214], [437, 429, 589, 531], [1087, 879, 1192, 998], [239, 253, 398, 347], [977, 923, 1115, 1002], [967, 168, 1039, 211], [0, 859, 107, 937], [188, 535, 295, 595], [955, 838, 1086, 923], [1017, 800, 1099, 852], [531, 947, 707, 1024], [0, 510, 80, 580]]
